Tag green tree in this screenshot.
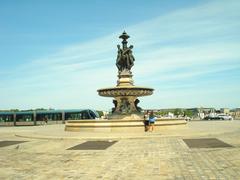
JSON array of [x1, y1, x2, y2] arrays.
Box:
[[183, 110, 194, 117], [174, 109, 182, 116], [96, 110, 104, 117]]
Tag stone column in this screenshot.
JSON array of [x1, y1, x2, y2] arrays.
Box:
[[117, 71, 134, 87]]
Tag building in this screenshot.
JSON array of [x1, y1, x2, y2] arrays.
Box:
[[220, 108, 230, 114], [230, 108, 240, 120]]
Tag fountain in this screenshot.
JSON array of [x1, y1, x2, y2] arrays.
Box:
[[98, 31, 153, 120], [65, 32, 187, 132]]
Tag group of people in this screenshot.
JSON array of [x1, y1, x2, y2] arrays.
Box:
[[144, 110, 157, 132]]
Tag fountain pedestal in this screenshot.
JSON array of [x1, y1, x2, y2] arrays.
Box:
[[117, 70, 133, 86], [98, 70, 153, 120]]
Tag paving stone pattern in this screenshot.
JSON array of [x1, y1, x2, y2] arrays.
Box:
[[183, 138, 233, 148], [0, 140, 27, 148], [0, 121, 240, 179], [0, 137, 239, 179], [67, 141, 117, 150]]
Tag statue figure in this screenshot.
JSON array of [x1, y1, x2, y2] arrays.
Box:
[[119, 98, 130, 114], [112, 99, 118, 113], [116, 31, 135, 73], [116, 45, 123, 72], [134, 99, 142, 112]]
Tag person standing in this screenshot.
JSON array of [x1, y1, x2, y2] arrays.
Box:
[[149, 111, 156, 132], [44, 117, 48, 125], [144, 111, 150, 132]]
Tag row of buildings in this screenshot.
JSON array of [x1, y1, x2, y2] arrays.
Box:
[[146, 108, 240, 120]]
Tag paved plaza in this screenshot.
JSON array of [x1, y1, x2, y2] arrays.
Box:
[[0, 120, 240, 179]]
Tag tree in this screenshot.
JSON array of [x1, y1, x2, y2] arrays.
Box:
[[183, 110, 194, 117]]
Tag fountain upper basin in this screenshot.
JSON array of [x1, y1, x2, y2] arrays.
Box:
[[97, 86, 154, 97]]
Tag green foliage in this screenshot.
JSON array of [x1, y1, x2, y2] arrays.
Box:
[[10, 109, 20, 112], [183, 110, 194, 117], [156, 111, 168, 116], [96, 110, 104, 117], [173, 109, 182, 116], [0, 109, 19, 112], [35, 108, 48, 111], [155, 109, 194, 117]]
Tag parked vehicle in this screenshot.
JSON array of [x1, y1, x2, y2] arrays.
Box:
[[203, 116, 223, 120], [185, 116, 191, 121], [217, 114, 233, 120], [203, 114, 233, 120]]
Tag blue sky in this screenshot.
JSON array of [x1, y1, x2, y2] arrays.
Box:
[[0, 0, 239, 110]]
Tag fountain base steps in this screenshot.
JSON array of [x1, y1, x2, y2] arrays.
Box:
[[65, 118, 187, 132]]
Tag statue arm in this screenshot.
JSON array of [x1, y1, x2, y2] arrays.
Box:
[[117, 44, 121, 50]]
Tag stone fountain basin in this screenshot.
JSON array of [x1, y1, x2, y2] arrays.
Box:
[[97, 86, 154, 97], [65, 118, 187, 132]]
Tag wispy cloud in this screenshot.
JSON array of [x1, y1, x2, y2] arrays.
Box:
[[1, 0, 240, 109]]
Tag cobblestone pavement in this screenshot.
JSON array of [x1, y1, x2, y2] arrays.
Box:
[[0, 121, 240, 179]]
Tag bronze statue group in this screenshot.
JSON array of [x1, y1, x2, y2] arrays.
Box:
[[116, 44, 135, 73]]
